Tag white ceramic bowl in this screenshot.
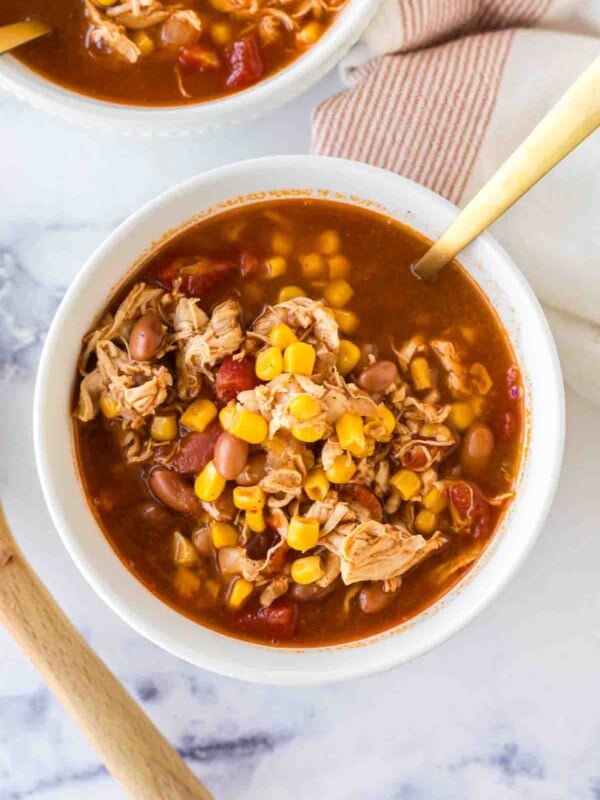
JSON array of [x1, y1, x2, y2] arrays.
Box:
[[0, 0, 379, 134], [34, 156, 564, 684]]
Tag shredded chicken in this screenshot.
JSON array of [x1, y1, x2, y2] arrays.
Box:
[[84, 0, 142, 62], [260, 433, 314, 506], [324, 520, 447, 585]]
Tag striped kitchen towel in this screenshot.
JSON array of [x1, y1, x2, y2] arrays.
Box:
[[312, 0, 600, 404]]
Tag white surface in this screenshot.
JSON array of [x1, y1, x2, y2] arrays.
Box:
[[1, 76, 599, 798], [34, 155, 563, 684]]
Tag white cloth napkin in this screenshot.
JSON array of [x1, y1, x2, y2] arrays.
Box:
[[312, 0, 600, 404]]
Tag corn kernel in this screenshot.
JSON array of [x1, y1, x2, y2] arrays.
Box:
[[227, 577, 254, 609], [328, 254, 350, 279], [173, 531, 198, 565], [316, 229, 341, 255], [333, 308, 359, 334], [173, 567, 201, 598], [209, 0, 235, 11], [210, 521, 239, 548], [325, 453, 357, 484], [415, 509, 438, 535], [299, 252, 326, 278], [94, 0, 117, 6], [337, 339, 361, 376], [204, 578, 220, 601], [469, 395, 485, 416], [255, 346, 283, 381], [181, 398, 217, 432], [264, 256, 287, 279], [336, 412, 366, 458], [304, 468, 330, 501], [283, 342, 316, 376], [246, 508, 266, 533], [297, 20, 323, 45], [470, 363, 493, 395], [324, 279, 354, 308], [278, 285, 305, 303], [291, 555, 324, 585], [289, 394, 321, 421], [364, 403, 396, 442], [99, 393, 119, 419], [410, 357, 433, 390], [449, 401, 475, 431], [286, 516, 320, 551], [219, 405, 268, 444], [132, 29, 154, 55], [210, 20, 233, 45], [422, 486, 448, 513], [421, 423, 453, 441], [269, 323, 297, 349], [291, 423, 327, 443], [390, 469, 421, 500], [195, 461, 227, 503], [150, 414, 178, 442], [271, 230, 294, 256], [233, 485, 266, 511]]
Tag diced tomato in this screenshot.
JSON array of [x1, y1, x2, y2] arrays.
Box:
[[341, 483, 384, 522], [239, 248, 261, 279], [236, 600, 298, 640], [170, 420, 222, 476], [178, 44, 220, 71], [179, 258, 237, 297], [225, 34, 264, 89], [149, 260, 179, 291], [148, 257, 237, 298], [265, 538, 289, 575], [214, 356, 259, 404], [448, 481, 492, 538]]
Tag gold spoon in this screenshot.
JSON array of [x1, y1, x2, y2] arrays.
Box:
[[413, 54, 600, 281], [0, 501, 215, 800], [0, 20, 52, 54]]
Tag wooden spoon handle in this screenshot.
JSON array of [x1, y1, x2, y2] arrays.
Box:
[[413, 53, 600, 280], [0, 20, 51, 54], [0, 501, 214, 800]]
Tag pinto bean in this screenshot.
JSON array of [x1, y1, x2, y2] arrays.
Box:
[[359, 582, 398, 614], [214, 432, 248, 480], [148, 468, 200, 517], [192, 526, 213, 557], [235, 453, 267, 486], [461, 422, 494, 475], [289, 580, 337, 603], [129, 313, 163, 361], [358, 360, 398, 393]]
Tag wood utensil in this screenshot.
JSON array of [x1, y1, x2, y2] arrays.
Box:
[[0, 20, 52, 55], [413, 53, 600, 280], [0, 500, 214, 800]]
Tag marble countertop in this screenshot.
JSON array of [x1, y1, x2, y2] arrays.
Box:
[[2, 72, 600, 800]]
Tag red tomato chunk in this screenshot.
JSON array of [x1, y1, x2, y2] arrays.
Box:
[[178, 45, 220, 71], [236, 601, 299, 640], [171, 421, 222, 476], [215, 356, 259, 404], [225, 34, 264, 88]]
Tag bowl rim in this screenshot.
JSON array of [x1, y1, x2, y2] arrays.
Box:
[[0, 0, 381, 134], [33, 155, 565, 684]]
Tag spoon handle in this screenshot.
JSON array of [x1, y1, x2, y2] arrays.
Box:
[[0, 20, 51, 54], [0, 501, 214, 800], [413, 53, 600, 280]]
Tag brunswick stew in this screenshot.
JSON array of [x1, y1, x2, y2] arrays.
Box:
[[73, 200, 524, 646], [1, 0, 347, 105]]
